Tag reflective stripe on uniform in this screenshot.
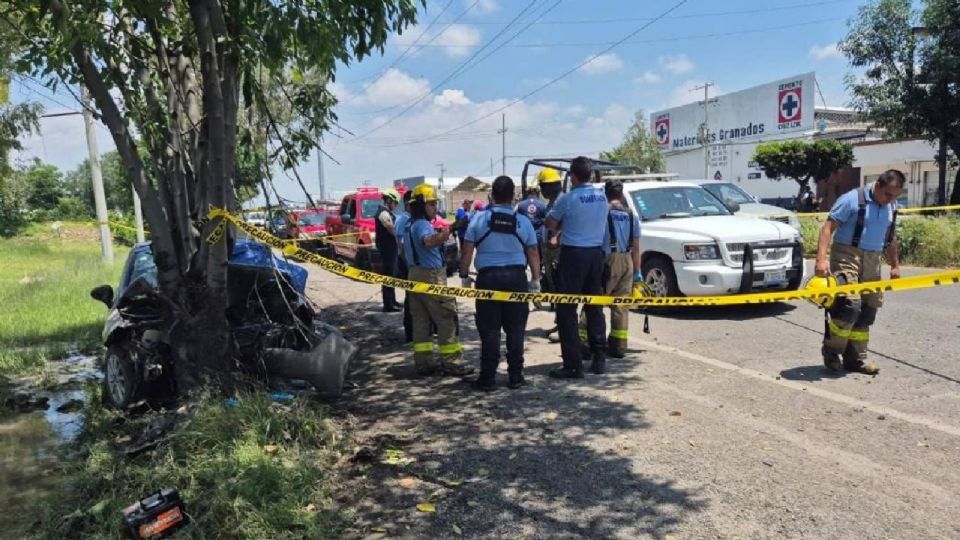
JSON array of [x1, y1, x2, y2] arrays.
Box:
[[438, 342, 462, 354], [413, 342, 434, 353], [578, 328, 588, 341], [828, 319, 853, 338], [848, 328, 869, 342], [610, 328, 629, 339]]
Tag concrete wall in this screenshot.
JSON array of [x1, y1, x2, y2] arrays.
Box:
[[852, 139, 955, 207]]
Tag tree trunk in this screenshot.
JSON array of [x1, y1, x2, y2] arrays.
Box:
[[950, 143, 960, 205]]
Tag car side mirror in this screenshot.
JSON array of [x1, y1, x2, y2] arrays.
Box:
[[724, 200, 741, 213], [90, 284, 114, 307], [341, 214, 353, 224]]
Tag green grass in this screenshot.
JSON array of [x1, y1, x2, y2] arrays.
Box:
[[34, 391, 347, 540], [799, 214, 960, 267], [0, 223, 128, 376]]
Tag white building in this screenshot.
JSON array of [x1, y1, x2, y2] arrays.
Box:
[[651, 72, 876, 201]]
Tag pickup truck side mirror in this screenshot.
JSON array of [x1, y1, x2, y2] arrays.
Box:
[[341, 214, 353, 224], [724, 200, 741, 213], [90, 284, 114, 307]]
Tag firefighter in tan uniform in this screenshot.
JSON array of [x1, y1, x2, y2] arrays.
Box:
[[814, 169, 904, 375], [579, 179, 642, 358], [402, 184, 473, 377]]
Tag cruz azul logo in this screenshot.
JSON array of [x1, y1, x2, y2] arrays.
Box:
[[777, 79, 803, 130], [654, 114, 670, 147]]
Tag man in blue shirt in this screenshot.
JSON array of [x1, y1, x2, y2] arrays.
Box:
[[544, 156, 609, 378], [460, 176, 541, 391], [394, 189, 414, 343], [403, 184, 473, 377], [516, 186, 547, 243], [579, 179, 642, 359], [454, 199, 472, 248], [815, 169, 904, 375]]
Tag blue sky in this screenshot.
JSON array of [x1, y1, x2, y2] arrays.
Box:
[[11, 0, 864, 202]]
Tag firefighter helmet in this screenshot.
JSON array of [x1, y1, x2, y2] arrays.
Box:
[[411, 183, 438, 202], [536, 168, 561, 185], [381, 188, 401, 204], [803, 275, 839, 309]]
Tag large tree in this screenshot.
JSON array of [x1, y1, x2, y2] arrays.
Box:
[[601, 110, 665, 173], [840, 0, 960, 204], [4, 0, 420, 389], [753, 139, 854, 201]]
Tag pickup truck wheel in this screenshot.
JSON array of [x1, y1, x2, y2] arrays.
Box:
[[103, 343, 140, 409], [642, 257, 680, 297]]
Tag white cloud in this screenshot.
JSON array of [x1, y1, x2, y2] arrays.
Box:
[[809, 43, 841, 61], [634, 71, 662, 85], [433, 89, 471, 108], [472, 0, 499, 14], [395, 23, 481, 59], [360, 68, 431, 107], [580, 53, 625, 75], [659, 54, 695, 75]]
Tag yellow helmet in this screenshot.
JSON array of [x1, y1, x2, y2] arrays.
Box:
[[803, 275, 838, 309], [381, 188, 401, 204], [536, 168, 561, 184], [411, 183, 437, 202]]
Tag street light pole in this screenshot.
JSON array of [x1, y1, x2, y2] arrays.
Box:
[[81, 87, 113, 263]]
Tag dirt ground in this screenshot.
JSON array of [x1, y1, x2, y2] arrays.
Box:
[[306, 264, 960, 540]]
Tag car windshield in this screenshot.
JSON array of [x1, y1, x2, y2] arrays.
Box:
[[630, 186, 731, 221], [298, 213, 327, 226], [701, 182, 755, 205], [360, 199, 381, 219]]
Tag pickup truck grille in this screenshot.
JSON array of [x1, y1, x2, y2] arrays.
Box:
[[726, 241, 792, 266]]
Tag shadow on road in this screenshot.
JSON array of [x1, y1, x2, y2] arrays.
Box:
[[779, 365, 845, 382], [651, 301, 796, 322], [320, 300, 708, 539]]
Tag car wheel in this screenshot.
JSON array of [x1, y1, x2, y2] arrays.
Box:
[[642, 256, 680, 297], [103, 343, 140, 409], [787, 273, 803, 291]]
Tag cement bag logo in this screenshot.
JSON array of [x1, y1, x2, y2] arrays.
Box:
[[654, 114, 670, 147], [777, 80, 803, 130]]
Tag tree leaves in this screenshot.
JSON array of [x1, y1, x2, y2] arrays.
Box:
[[601, 110, 665, 173]]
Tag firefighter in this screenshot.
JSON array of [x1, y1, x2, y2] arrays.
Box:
[[375, 188, 402, 312], [394, 189, 414, 342], [403, 184, 473, 377], [460, 175, 541, 391], [544, 156, 609, 378], [815, 169, 904, 375], [535, 168, 564, 340], [578, 179, 641, 358]]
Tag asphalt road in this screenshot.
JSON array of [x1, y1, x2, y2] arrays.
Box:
[[306, 261, 960, 539]]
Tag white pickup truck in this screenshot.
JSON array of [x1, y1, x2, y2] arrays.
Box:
[[618, 180, 805, 297]]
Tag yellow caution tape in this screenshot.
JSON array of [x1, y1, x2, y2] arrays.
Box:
[[207, 208, 960, 307]]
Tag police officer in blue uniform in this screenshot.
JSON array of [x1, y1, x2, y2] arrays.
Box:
[[516, 185, 547, 245], [460, 176, 541, 391], [394, 189, 414, 342], [544, 156, 609, 378]]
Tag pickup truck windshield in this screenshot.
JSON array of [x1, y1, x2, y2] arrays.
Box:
[[630, 186, 731, 221], [701, 182, 754, 205], [360, 199, 382, 219], [298, 213, 327, 226]]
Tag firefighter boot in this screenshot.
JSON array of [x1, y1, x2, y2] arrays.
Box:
[[822, 345, 843, 372], [842, 341, 879, 375]]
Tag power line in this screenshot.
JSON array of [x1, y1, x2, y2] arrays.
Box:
[[345, 0, 545, 141], [458, 0, 853, 25], [348, 0, 690, 148], [339, 0, 456, 92]]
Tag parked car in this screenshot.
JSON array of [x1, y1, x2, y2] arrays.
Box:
[[683, 179, 802, 234], [325, 187, 459, 276], [90, 241, 355, 408], [244, 210, 267, 228], [619, 181, 805, 297]]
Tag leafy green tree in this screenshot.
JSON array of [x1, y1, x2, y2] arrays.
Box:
[[7, 0, 420, 385], [753, 139, 854, 201], [64, 150, 133, 216], [840, 0, 960, 203], [22, 159, 63, 210], [601, 111, 665, 173]]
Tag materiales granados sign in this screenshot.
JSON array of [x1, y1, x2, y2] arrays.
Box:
[[651, 72, 815, 153]]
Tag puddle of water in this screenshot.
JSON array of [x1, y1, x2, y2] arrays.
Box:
[[0, 354, 100, 535]]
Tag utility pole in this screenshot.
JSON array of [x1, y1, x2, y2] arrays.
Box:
[[81, 87, 113, 263], [316, 135, 326, 202], [132, 187, 145, 243], [490, 157, 494, 175], [692, 82, 715, 179], [498, 113, 507, 176], [437, 162, 446, 188]]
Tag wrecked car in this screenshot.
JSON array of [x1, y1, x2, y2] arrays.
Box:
[[90, 240, 356, 408]]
